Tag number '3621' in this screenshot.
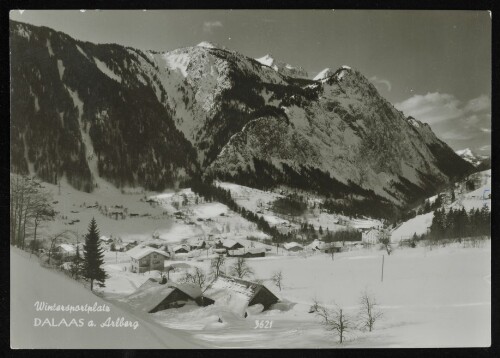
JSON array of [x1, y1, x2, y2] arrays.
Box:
[[254, 320, 273, 329]]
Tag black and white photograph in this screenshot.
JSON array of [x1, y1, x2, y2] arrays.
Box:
[[9, 9, 491, 349]]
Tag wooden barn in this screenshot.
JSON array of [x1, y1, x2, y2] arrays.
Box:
[[204, 275, 279, 316], [125, 281, 214, 313]]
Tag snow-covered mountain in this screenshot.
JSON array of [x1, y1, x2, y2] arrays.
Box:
[[313, 67, 337, 81], [10, 20, 473, 215], [256, 54, 309, 79], [455, 148, 488, 167]]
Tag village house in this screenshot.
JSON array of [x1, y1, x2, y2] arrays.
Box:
[[283, 242, 304, 252], [188, 239, 207, 251], [54, 243, 76, 259], [227, 247, 266, 258], [204, 275, 279, 317], [99, 236, 114, 245], [362, 228, 380, 244], [223, 239, 245, 251], [171, 244, 190, 254], [125, 280, 214, 313], [128, 246, 170, 273]]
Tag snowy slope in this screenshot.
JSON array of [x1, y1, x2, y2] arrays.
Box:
[[10, 248, 206, 348], [105, 243, 490, 348], [391, 170, 491, 242]]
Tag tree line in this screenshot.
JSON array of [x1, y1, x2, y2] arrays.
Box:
[[429, 206, 490, 240], [190, 179, 294, 242]]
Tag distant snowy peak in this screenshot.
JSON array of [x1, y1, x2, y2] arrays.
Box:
[[313, 68, 335, 81], [255, 54, 309, 79], [196, 41, 222, 49], [314, 65, 353, 82], [455, 148, 485, 167], [256, 54, 275, 67]]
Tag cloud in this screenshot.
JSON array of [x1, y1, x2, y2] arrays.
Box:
[[203, 21, 223, 34], [395, 92, 491, 152], [369, 76, 392, 92]]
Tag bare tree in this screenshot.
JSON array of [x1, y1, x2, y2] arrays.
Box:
[[181, 267, 207, 290], [210, 255, 225, 278], [315, 304, 353, 344], [10, 174, 54, 250], [379, 228, 392, 255], [47, 230, 75, 265], [271, 270, 284, 291], [358, 290, 383, 332], [309, 296, 321, 313], [230, 257, 254, 279]]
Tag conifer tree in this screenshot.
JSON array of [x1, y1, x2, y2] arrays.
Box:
[[83, 218, 108, 291]]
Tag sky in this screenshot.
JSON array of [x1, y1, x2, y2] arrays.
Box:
[[10, 10, 491, 155]]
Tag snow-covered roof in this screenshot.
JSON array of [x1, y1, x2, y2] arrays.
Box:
[[307, 240, 324, 249], [99, 236, 113, 243], [128, 246, 169, 260], [283, 242, 303, 250], [222, 239, 243, 248], [56, 244, 76, 254], [172, 244, 190, 252], [204, 275, 273, 316], [124, 282, 201, 313], [187, 238, 205, 247]]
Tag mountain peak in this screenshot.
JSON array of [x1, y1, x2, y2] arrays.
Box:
[[255, 54, 275, 67], [255, 54, 308, 79], [314, 65, 353, 82], [196, 41, 222, 49]]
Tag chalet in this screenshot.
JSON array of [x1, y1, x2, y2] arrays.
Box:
[[172, 245, 190, 254], [99, 236, 113, 245], [307, 239, 325, 251], [125, 281, 214, 313], [55, 244, 76, 258], [362, 229, 379, 244], [204, 275, 279, 316], [222, 239, 245, 251], [188, 239, 206, 251], [283, 242, 304, 252], [319, 242, 343, 253], [227, 247, 266, 258], [128, 246, 170, 273]]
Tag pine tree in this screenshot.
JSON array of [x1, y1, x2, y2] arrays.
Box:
[[83, 218, 108, 291]]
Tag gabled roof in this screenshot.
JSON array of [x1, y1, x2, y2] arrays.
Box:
[[204, 275, 277, 316], [124, 282, 202, 313], [222, 239, 243, 248], [284, 242, 303, 250], [127, 246, 169, 260], [172, 244, 190, 252]]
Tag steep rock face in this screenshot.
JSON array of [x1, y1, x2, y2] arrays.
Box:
[[208, 67, 473, 206], [10, 20, 473, 210], [10, 21, 199, 191]]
